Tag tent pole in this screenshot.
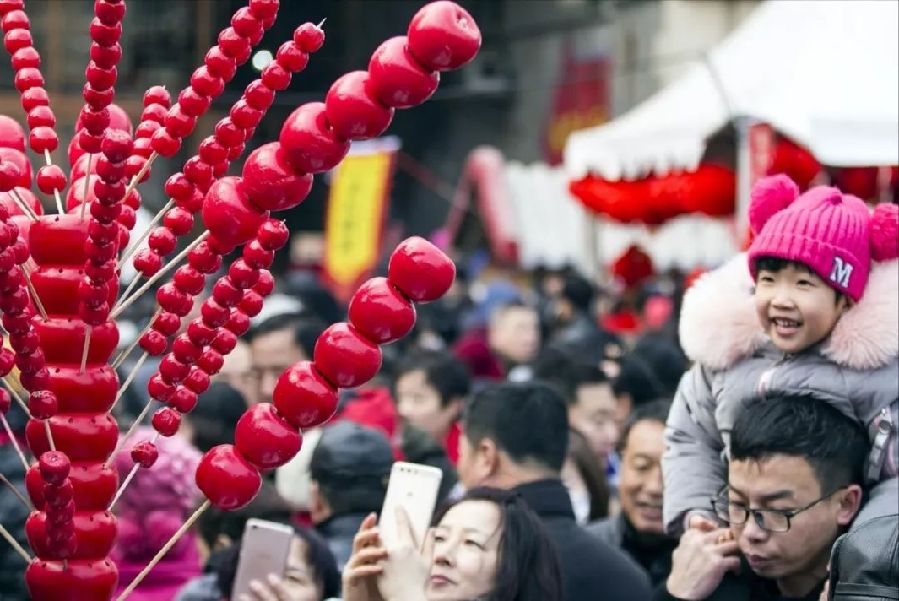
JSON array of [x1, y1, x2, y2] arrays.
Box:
[[735, 116, 754, 243]]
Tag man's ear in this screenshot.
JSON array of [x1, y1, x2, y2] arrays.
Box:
[[476, 437, 501, 480], [835, 484, 863, 526]]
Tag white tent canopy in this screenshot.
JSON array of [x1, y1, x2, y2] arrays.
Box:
[[564, 0, 899, 180]]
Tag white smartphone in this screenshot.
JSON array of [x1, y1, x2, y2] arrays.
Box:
[[231, 518, 294, 598], [379, 462, 443, 550]]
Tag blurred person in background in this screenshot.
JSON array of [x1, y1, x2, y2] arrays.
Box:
[[0, 399, 29, 598], [214, 338, 257, 406], [393, 349, 471, 465], [548, 273, 622, 363], [611, 340, 686, 428], [248, 312, 327, 405], [342, 487, 563, 601], [562, 428, 610, 524], [457, 382, 652, 601], [177, 482, 294, 601], [112, 427, 202, 601], [589, 400, 676, 585], [214, 523, 339, 601], [454, 301, 541, 382], [181, 382, 250, 453], [308, 421, 394, 571], [533, 347, 620, 465]]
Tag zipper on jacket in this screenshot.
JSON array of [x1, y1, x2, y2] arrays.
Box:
[[867, 407, 893, 482]]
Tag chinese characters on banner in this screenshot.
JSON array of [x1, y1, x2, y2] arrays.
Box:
[[543, 42, 610, 166], [322, 138, 398, 303]]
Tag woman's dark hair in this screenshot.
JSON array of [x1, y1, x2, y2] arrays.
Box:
[[568, 428, 610, 521], [217, 524, 339, 600], [433, 487, 563, 601]]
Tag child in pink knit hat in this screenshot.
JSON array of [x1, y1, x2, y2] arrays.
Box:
[[662, 174, 898, 542]]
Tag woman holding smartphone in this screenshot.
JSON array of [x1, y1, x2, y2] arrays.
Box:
[[342, 487, 563, 601]]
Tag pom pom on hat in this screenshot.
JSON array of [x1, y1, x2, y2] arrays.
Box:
[[870, 202, 899, 262], [749, 175, 799, 235]]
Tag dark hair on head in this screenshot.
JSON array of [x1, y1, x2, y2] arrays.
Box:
[[395, 348, 472, 407], [433, 487, 563, 601], [315, 478, 387, 516], [197, 481, 293, 549], [533, 346, 608, 405], [618, 398, 671, 453], [561, 273, 595, 314], [463, 382, 569, 472], [753, 256, 845, 305], [217, 524, 339, 600], [568, 428, 610, 520], [188, 382, 247, 452], [730, 396, 868, 491], [247, 311, 327, 358]]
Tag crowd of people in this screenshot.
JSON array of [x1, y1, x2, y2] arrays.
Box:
[[0, 175, 897, 601]]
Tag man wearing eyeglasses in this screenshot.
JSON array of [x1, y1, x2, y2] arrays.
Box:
[[657, 396, 867, 601]]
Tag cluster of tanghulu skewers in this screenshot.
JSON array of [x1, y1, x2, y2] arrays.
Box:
[[0, 0, 481, 598]]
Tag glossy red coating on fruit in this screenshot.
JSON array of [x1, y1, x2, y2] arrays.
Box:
[[26, 462, 117, 511], [1, 7, 28, 28], [244, 79, 275, 111], [186, 320, 215, 347], [147, 226, 175, 257], [212, 278, 242, 307], [253, 269, 275, 296], [156, 282, 193, 316], [140, 103, 168, 125], [190, 66, 225, 97], [150, 128, 181, 157], [348, 277, 417, 344], [225, 309, 251, 336], [368, 36, 439, 108], [27, 392, 57, 421], [325, 71, 394, 141], [198, 298, 228, 329], [183, 367, 210, 394], [159, 354, 191, 384], [30, 266, 86, 314], [278, 102, 350, 174], [234, 403, 301, 470], [99, 127, 132, 163], [34, 164, 65, 197], [11, 47, 40, 72], [87, 220, 119, 246], [293, 22, 324, 53], [140, 329, 169, 357], [202, 176, 268, 248], [26, 413, 118, 462], [0, 147, 31, 187], [117, 204, 136, 229], [133, 248, 162, 276], [255, 220, 289, 252], [131, 440, 159, 468], [0, 388, 9, 414], [387, 235, 456, 302], [89, 16, 121, 46], [85, 258, 116, 282], [39, 451, 71, 485], [90, 42, 122, 69], [273, 361, 338, 428], [14, 67, 45, 93], [183, 156, 214, 189], [261, 62, 291, 91], [152, 407, 181, 436], [171, 333, 202, 364], [79, 302, 111, 327], [242, 239, 274, 270], [65, 174, 99, 211], [313, 322, 383, 388], [203, 46, 236, 82], [197, 348, 224, 375], [28, 215, 88, 264], [85, 62, 116, 91], [21, 86, 49, 112], [240, 143, 313, 212], [210, 329, 237, 355], [196, 444, 262, 510], [33, 318, 118, 364], [29, 126, 59, 153], [214, 117, 246, 148], [276, 40, 309, 72], [147, 373, 174, 402], [28, 510, 117, 559], [4, 29, 32, 54], [27, 105, 56, 129], [229, 99, 262, 130], [25, 558, 118, 600], [231, 6, 263, 40], [47, 365, 117, 414], [248, 0, 279, 20], [143, 84, 170, 107], [95, 0, 126, 24], [166, 386, 197, 413], [0, 115, 25, 151]]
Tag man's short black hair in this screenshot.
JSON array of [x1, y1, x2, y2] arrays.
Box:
[[561, 273, 595, 314], [618, 398, 671, 453], [247, 311, 327, 358], [730, 396, 868, 492], [394, 348, 472, 407], [463, 382, 569, 472], [532, 346, 608, 405]]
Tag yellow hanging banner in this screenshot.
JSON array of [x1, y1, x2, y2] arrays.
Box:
[[322, 142, 397, 301]]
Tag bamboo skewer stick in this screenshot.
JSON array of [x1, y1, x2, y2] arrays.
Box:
[[108, 432, 160, 511], [119, 152, 158, 206], [0, 521, 31, 563], [0, 473, 31, 510], [79, 325, 91, 373], [8, 191, 38, 221], [118, 199, 174, 269], [110, 232, 209, 320], [110, 351, 148, 414], [23, 270, 49, 321], [113, 308, 160, 369], [0, 414, 29, 471], [44, 150, 64, 214], [43, 420, 55, 452], [2, 379, 31, 418]]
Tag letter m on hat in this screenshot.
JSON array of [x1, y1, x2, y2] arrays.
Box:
[[830, 256, 853, 288]]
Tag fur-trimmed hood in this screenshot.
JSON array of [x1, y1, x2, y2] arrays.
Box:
[[679, 254, 899, 370]]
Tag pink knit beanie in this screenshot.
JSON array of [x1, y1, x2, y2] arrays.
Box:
[[748, 175, 899, 301]]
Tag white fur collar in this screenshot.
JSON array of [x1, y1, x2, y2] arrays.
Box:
[[679, 254, 899, 370]]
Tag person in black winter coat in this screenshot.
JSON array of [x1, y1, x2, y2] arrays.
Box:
[[0, 406, 30, 601], [457, 382, 652, 601]]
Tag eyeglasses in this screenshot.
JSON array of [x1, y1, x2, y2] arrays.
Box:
[[711, 486, 845, 533]]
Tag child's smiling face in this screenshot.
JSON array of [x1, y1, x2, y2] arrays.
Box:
[[754, 262, 848, 354]]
